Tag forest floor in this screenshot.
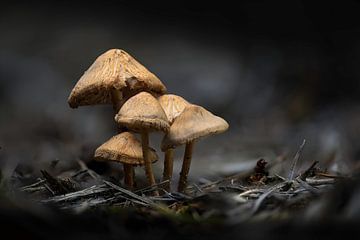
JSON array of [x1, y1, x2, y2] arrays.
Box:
[[1, 140, 359, 240]]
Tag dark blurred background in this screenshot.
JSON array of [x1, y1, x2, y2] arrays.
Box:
[[1, 1, 360, 182]]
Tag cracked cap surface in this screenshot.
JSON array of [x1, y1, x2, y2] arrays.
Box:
[[158, 94, 190, 124], [68, 49, 167, 108]]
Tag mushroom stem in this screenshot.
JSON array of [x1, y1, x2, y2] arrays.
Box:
[[110, 89, 123, 113], [178, 141, 194, 192], [162, 149, 174, 191], [123, 164, 134, 189], [111, 89, 127, 133], [141, 131, 159, 196]]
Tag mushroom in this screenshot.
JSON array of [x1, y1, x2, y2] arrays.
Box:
[[68, 49, 167, 113], [115, 92, 170, 194], [161, 104, 229, 192], [158, 94, 190, 191], [94, 132, 158, 188]]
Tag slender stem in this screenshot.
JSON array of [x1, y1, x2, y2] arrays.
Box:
[[178, 141, 194, 193], [111, 89, 128, 133], [110, 89, 123, 113], [123, 164, 134, 189], [162, 149, 174, 192], [141, 131, 159, 196]]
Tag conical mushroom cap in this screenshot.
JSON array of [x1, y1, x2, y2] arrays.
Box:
[[94, 132, 158, 165], [158, 94, 190, 123], [161, 104, 229, 151], [115, 92, 170, 132], [68, 49, 167, 108]]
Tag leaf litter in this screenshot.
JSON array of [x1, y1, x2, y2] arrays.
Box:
[[7, 139, 354, 225]]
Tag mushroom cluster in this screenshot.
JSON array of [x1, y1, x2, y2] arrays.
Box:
[[68, 49, 229, 194]]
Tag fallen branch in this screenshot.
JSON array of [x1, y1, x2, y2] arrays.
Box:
[[305, 178, 336, 185], [41, 184, 111, 204], [103, 180, 154, 206]]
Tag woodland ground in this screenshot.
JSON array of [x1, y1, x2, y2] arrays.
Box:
[[1, 140, 359, 240]]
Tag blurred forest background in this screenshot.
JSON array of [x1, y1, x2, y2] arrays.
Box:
[[0, 1, 360, 184]]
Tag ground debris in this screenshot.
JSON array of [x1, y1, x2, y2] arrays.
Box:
[[247, 158, 269, 184], [15, 148, 349, 223], [40, 170, 76, 195]]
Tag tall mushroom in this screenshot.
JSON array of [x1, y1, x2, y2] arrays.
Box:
[[161, 104, 229, 192], [94, 132, 158, 189], [115, 92, 170, 195], [158, 94, 190, 191], [68, 49, 167, 113]]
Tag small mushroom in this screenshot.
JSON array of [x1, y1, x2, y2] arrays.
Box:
[[115, 92, 170, 194], [94, 132, 158, 188], [161, 104, 229, 192], [158, 94, 190, 191], [68, 49, 167, 112]]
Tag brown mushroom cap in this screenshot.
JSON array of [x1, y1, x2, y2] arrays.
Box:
[[115, 92, 170, 132], [161, 104, 229, 151], [158, 94, 190, 123], [68, 49, 167, 108], [94, 132, 158, 165]]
